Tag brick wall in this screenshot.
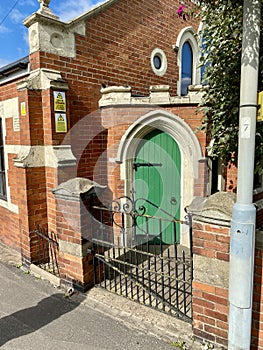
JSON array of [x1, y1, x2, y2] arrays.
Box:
[[0, 79, 26, 251], [53, 182, 96, 291], [0, 0, 204, 258], [1, 4, 263, 346], [192, 220, 230, 348], [192, 281, 229, 346], [252, 245, 263, 349], [27, 0, 201, 179], [192, 212, 263, 349]]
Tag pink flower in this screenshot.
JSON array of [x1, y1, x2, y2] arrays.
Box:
[[177, 5, 185, 17]]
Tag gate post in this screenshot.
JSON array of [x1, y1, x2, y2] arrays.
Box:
[[188, 192, 235, 348], [52, 177, 106, 291]]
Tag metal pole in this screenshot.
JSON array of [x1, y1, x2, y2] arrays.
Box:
[[228, 0, 261, 349]]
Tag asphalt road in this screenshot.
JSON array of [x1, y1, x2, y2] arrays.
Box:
[[0, 261, 175, 350]]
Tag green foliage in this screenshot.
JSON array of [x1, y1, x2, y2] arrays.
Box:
[[171, 340, 188, 349], [198, 0, 263, 173]]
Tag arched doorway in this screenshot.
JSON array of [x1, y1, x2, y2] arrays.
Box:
[[91, 110, 203, 320], [116, 109, 203, 246], [133, 129, 181, 244]]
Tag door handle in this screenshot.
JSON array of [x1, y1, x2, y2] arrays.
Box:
[[170, 197, 177, 205]]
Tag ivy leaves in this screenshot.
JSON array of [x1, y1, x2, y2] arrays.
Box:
[[198, 0, 262, 173]]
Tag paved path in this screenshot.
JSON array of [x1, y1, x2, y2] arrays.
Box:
[[0, 243, 204, 349]]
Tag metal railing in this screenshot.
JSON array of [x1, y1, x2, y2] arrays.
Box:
[[90, 194, 193, 322], [31, 228, 59, 277]]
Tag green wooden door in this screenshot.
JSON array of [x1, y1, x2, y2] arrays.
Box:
[[134, 129, 181, 244]]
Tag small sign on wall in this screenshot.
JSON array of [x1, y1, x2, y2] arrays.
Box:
[[21, 102, 26, 116], [257, 91, 263, 121], [54, 91, 66, 112], [55, 113, 67, 133], [54, 91, 67, 133], [13, 116, 20, 131]]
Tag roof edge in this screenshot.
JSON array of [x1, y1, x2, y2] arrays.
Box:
[[0, 56, 29, 75], [66, 0, 120, 27]]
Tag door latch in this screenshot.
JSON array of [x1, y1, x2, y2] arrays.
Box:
[[133, 162, 162, 171]]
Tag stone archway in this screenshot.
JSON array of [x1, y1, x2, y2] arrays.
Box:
[[116, 109, 203, 246]]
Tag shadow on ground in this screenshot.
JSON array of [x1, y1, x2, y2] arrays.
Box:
[[0, 293, 84, 347]]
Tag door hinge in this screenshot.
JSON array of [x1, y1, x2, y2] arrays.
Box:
[[133, 162, 162, 171]]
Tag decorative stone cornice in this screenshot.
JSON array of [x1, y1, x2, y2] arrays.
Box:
[[37, 0, 59, 20], [149, 85, 171, 104], [46, 145, 76, 168], [17, 68, 68, 91], [13, 146, 41, 168], [21, 0, 127, 59], [13, 145, 76, 168], [52, 177, 106, 201], [187, 191, 236, 226], [99, 86, 132, 106], [24, 12, 85, 58], [99, 84, 204, 107]]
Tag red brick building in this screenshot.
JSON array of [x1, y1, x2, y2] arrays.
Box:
[[0, 0, 206, 268], [0, 0, 263, 348]]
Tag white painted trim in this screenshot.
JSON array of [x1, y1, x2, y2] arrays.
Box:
[[116, 109, 203, 177], [0, 198, 18, 214], [175, 26, 201, 96], [0, 117, 18, 213], [150, 48, 168, 77]]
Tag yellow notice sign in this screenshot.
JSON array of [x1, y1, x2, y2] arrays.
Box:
[[257, 91, 263, 122], [21, 102, 26, 116], [54, 91, 66, 112], [55, 113, 67, 133]]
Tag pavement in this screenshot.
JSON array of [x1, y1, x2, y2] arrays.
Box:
[[0, 242, 209, 350]]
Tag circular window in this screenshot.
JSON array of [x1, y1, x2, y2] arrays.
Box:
[[153, 55, 162, 70], [150, 48, 167, 76]]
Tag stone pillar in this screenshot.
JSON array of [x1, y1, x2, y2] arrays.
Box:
[[15, 66, 71, 266], [52, 177, 106, 291], [188, 192, 236, 349]]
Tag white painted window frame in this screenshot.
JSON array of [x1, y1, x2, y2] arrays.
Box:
[[150, 48, 168, 77], [174, 26, 201, 96]]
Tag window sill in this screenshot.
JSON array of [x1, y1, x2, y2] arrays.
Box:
[[0, 198, 18, 214]]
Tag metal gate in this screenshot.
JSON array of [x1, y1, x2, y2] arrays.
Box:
[[89, 194, 193, 322], [31, 227, 59, 277]]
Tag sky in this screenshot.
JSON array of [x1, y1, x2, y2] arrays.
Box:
[[0, 0, 102, 68]]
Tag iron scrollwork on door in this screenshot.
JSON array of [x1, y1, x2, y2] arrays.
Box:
[[109, 194, 147, 230], [108, 190, 178, 234]]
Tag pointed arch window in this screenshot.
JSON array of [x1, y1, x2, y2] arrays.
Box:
[[181, 41, 193, 96], [175, 27, 200, 96]]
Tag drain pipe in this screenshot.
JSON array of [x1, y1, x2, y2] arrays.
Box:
[[228, 0, 261, 349]]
